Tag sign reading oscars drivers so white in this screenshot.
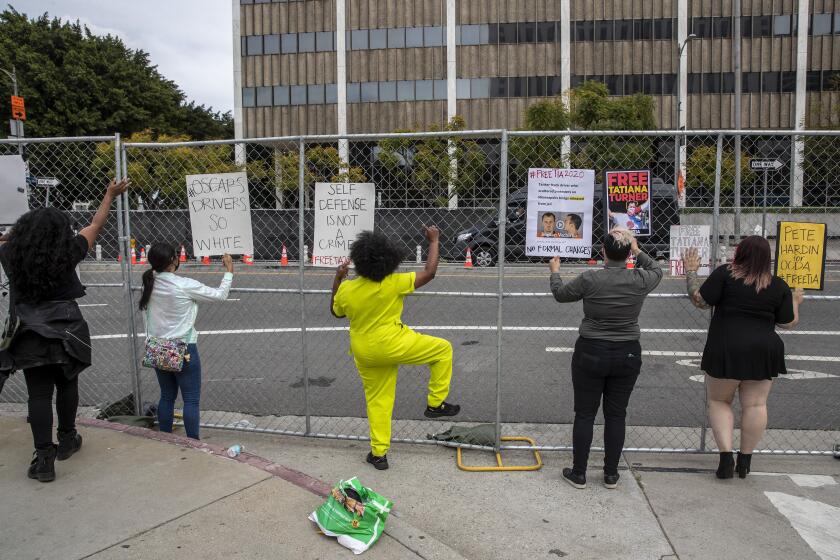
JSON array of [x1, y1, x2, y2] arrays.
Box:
[[312, 182, 375, 267], [526, 168, 595, 258], [186, 171, 254, 257]]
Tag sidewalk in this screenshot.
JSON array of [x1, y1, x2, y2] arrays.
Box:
[[1, 414, 838, 560]]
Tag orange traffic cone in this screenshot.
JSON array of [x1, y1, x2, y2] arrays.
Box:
[[280, 244, 288, 267], [587, 258, 597, 266], [139, 247, 147, 265], [179, 245, 187, 263], [626, 252, 635, 269], [130, 248, 137, 265], [118, 253, 122, 263], [243, 254, 254, 266], [202, 255, 210, 265], [464, 247, 474, 269]]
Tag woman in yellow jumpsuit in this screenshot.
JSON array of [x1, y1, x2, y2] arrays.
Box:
[[331, 226, 460, 470]]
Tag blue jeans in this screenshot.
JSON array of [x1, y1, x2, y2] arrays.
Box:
[[156, 344, 201, 439]]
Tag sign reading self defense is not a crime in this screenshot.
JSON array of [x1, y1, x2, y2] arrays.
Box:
[[312, 182, 375, 267], [774, 221, 827, 290], [186, 172, 254, 257]]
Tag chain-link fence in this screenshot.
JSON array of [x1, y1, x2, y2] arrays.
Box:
[[1, 130, 838, 455]]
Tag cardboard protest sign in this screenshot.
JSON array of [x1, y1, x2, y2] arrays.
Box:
[[0, 155, 29, 225], [526, 168, 594, 258], [605, 170, 651, 236], [186, 171, 254, 257], [313, 182, 375, 267], [669, 225, 711, 276], [774, 221, 827, 290]]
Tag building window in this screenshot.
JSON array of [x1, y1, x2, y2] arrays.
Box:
[[702, 73, 721, 94], [351, 29, 368, 50], [397, 80, 414, 101], [625, 74, 642, 94], [273, 85, 290, 106], [264, 34, 280, 54], [691, 17, 711, 38], [518, 22, 536, 43], [471, 78, 491, 98], [290, 85, 307, 105], [494, 23, 517, 44], [806, 71, 822, 91], [535, 21, 554, 42], [281, 34, 297, 54], [741, 17, 753, 38], [345, 83, 360, 103], [722, 73, 735, 94], [762, 72, 780, 93], [547, 76, 562, 95], [298, 32, 316, 53], [489, 77, 507, 97], [596, 20, 614, 41], [316, 31, 333, 52], [307, 84, 325, 104], [662, 74, 676, 94], [774, 15, 792, 36], [528, 76, 546, 97], [654, 19, 673, 40], [433, 79, 447, 100], [743, 72, 761, 93], [387, 27, 405, 48], [634, 20, 652, 40], [509, 77, 525, 97], [569, 75, 583, 88], [615, 20, 632, 40], [575, 21, 594, 41], [605, 75, 623, 95], [643, 74, 661, 94], [424, 26, 443, 47], [361, 82, 378, 102], [242, 87, 256, 107], [325, 84, 337, 104], [415, 80, 434, 100], [460, 24, 481, 45], [369, 29, 387, 49], [713, 17, 731, 37], [754, 15, 772, 37], [835, 13, 840, 34], [379, 81, 397, 102], [406, 27, 424, 48], [812, 13, 832, 35], [254, 86, 271, 106], [246, 35, 263, 55], [781, 71, 796, 93], [686, 73, 701, 94], [456, 78, 470, 99]]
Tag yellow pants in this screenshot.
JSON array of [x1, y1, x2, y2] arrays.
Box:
[[351, 327, 453, 456]]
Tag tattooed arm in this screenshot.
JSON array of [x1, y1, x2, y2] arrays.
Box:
[[682, 247, 711, 310]]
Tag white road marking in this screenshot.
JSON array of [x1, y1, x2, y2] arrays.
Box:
[[765, 492, 840, 560], [547, 347, 840, 363], [226, 298, 241, 302], [678, 359, 838, 382], [752, 473, 838, 488], [79, 303, 108, 308]]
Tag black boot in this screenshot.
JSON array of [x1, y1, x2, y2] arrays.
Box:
[[57, 430, 83, 461], [27, 444, 57, 483], [736, 452, 752, 479], [716, 451, 735, 479]]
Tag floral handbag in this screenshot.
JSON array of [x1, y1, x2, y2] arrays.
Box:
[[142, 336, 189, 373]]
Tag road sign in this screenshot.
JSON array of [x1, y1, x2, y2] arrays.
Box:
[[35, 177, 59, 187], [750, 159, 784, 170], [10, 95, 25, 121]]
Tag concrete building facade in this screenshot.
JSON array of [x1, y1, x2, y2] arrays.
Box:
[[234, 0, 840, 138]]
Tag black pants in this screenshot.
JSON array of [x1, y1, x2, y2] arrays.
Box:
[[571, 337, 642, 476], [23, 365, 79, 450]]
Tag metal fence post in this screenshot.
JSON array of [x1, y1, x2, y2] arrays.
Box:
[[298, 137, 311, 435], [120, 141, 143, 415], [494, 130, 508, 452]]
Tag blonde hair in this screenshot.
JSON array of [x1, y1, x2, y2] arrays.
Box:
[[609, 228, 634, 248]]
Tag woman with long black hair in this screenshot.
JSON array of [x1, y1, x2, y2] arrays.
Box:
[[139, 243, 234, 440], [0, 179, 128, 482]]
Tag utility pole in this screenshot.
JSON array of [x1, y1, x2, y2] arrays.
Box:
[[733, 0, 742, 241], [1, 65, 24, 155], [675, 33, 696, 208]]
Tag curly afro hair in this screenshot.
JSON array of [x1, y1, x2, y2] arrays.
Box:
[[349, 230, 404, 282]]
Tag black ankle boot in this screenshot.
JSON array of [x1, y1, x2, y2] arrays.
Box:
[[716, 452, 734, 479], [27, 444, 57, 483], [736, 452, 752, 478], [57, 430, 83, 461]]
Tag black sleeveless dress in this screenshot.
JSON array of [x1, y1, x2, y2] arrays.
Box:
[[699, 265, 795, 380]]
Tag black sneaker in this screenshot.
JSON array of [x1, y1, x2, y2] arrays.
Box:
[[366, 452, 389, 471], [424, 401, 461, 418], [603, 473, 620, 489], [562, 468, 586, 489], [57, 430, 83, 461], [27, 444, 57, 483]]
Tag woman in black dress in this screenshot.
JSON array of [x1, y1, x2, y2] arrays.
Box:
[[682, 236, 804, 479]]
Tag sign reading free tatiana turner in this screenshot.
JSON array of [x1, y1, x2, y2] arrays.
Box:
[[312, 182, 375, 267], [774, 221, 827, 290], [186, 171, 254, 257]]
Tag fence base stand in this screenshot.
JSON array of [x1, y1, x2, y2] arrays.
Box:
[[456, 436, 542, 472]]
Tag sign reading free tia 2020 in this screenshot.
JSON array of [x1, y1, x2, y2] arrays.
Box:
[[186, 172, 254, 257]]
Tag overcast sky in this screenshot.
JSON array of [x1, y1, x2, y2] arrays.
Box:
[[14, 0, 234, 113]]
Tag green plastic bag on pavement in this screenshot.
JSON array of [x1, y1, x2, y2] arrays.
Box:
[[309, 477, 393, 555]]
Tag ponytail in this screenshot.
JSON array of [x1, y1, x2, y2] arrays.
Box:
[[138, 268, 155, 310]]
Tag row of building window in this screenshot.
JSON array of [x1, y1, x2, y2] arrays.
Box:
[[242, 70, 839, 107]]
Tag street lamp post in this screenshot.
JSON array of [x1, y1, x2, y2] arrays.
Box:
[[1, 65, 24, 154], [675, 34, 697, 207]]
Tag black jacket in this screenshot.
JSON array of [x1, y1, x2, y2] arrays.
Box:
[[0, 300, 91, 378]]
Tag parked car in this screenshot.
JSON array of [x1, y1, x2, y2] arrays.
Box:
[[452, 178, 678, 266]]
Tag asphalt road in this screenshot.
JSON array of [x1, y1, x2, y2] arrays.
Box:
[[2, 261, 839, 438]]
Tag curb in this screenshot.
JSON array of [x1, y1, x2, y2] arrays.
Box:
[[70, 417, 469, 560]]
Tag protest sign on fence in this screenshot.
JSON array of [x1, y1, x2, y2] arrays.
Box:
[[604, 170, 651, 236], [0, 155, 28, 225], [526, 168, 594, 258], [186, 171, 254, 257], [669, 225, 711, 276], [774, 221, 827, 290], [313, 182, 375, 267]]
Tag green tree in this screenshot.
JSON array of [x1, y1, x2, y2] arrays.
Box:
[[685, 145, 755, 197], [0, 8, 232, 139], [376, 116, 488, 207]]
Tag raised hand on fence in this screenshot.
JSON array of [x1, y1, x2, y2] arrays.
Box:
[[549, 256, 561, 274], [423, 225, 440, 243], [222, 253, 234, 273], [106, 178, 130, 198], [682, 247, 701, 273]]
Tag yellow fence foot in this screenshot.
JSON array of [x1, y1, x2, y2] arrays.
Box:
[[456, 436, 542, 472]]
